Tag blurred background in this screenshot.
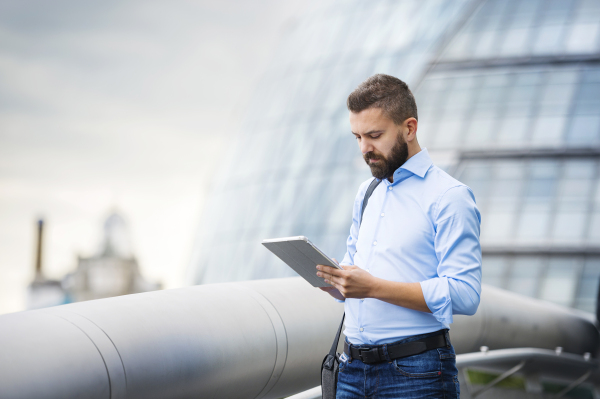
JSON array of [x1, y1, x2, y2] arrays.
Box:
[[2, 0, 600, 320], [0, 0, 310, 313]]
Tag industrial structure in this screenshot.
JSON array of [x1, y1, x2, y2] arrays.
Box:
[[27, 212, 160, 309]]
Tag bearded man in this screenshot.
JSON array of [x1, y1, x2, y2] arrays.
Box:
[[317, 74, 482, 398]]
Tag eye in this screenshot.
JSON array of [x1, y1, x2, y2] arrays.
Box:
[[371, 134, 382, 139]]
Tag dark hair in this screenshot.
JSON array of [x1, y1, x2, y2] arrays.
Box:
[[347, 74, 418, 124]]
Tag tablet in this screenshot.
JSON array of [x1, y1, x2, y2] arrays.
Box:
[[261, 236, 343, 287]]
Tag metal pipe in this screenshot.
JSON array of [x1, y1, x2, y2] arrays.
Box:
[[0, 278, 343, 399], [0, 279, 597, 399], [451, 285, 599, 356]]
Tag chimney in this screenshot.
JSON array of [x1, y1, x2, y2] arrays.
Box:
[[35, 219, 44, 279]]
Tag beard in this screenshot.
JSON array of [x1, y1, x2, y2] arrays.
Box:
[[364, 134, 409, 180]]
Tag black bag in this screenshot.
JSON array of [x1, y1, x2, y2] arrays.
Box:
[[320, 178, 381, 398], [321, 313, 345, 399]]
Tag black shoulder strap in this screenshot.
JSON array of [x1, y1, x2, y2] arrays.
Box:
[[328, 179, 380, 354], [328, 313, 345, 357], [360, 178, 381, 227]]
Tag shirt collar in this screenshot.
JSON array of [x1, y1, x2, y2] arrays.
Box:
[[392, 148, 432, 180]]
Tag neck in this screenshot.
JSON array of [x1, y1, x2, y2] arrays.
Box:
[[387, 140, 422, 183], [407, 139, 422, 160]]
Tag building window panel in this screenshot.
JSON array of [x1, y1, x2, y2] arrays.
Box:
[[481, 256, 509, 288], [565, 23, 600, 54], [573, 82, 600, 115], [442, 30, 472, 60], [525, 178, 557, 199], [481, 210, 516, 243], [583, 68, 600, 84], [539, 258, 579, 307], [532, 24, 565, 55], [516, 205, 553, 242], [529, 116, 567, 146], [566, 115, 600, 146], [574, 258, 600, 313], [587, 211, 600, 244], [538, 83, 577, 112], [496, 116, 530, 146], [558, 180, 594, 200], [507, 257, 544, 297], [465, 118, 496, 148], [510, 0, 542, 28], [573, 0, 600, 23], [552, 211, 588, 243], [499, 28, 532, 57], [506, 85, 539, 112], [541, 0, 575, 25], [432, 118, 463, 149], [473, 30, 499, 59]]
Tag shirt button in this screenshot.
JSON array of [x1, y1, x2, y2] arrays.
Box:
[[373, 241, 377, 246], [360, 328, 364, 332], [380, 213, 385, 217], [388, 186, 393, 191], [360, 298, 364, 301]]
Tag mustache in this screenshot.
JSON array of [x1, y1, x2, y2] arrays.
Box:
[[364, 152, 383, 160]]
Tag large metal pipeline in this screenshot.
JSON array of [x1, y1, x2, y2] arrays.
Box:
[[451, 285, 599, 356], [0, 278, 597, 399]]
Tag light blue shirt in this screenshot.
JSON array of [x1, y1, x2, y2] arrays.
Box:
[[340, 148, 482, 345]]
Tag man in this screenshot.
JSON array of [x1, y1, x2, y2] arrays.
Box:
[[317, 74, 481, 398]]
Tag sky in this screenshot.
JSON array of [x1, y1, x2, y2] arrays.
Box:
[[0, 0, 311, 314]]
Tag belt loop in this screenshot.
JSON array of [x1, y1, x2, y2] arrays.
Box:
[[382, 344, 391, 363], [445, 330, 451, 348]]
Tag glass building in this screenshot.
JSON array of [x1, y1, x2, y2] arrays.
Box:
[[188, 0, 600, 314]]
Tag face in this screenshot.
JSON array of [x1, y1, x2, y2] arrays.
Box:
[[350, 107, 409, 180]]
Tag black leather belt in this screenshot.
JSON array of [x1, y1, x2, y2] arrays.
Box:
[[344, 329, 450, 364]]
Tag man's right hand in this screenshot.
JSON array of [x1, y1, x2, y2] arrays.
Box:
[[319, 286, 345, 301], [318, 258, 345, 301]]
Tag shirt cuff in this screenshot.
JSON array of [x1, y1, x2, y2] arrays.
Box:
[[420, 277, 452, 325]]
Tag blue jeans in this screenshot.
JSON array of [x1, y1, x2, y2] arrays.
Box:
[[337, 331, 460, 398]]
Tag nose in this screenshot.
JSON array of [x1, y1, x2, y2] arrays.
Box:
[[359, 138, 373, 155]]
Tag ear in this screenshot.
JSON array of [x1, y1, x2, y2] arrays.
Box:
[[405, 118, 418, 142]]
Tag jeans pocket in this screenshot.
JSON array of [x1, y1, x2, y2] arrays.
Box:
[[392, 349, 442, 378], [337, 353, 349, 373]]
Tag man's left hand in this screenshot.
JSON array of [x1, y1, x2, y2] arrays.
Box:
[[317, 265, 378, 298]]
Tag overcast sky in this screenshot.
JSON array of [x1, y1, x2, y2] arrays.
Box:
[[0, 0, 311, 314]]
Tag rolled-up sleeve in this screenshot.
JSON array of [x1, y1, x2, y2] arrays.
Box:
[[420, 185, 482, 325]]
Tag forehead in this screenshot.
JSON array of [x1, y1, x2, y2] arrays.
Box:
[[349, 107, 394, 133]]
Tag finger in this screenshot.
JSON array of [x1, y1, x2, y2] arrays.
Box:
[[328, 281, 345, 296], [319, 265, 345, 276], [317, 271, 332, 281], [325, 274, 345, 286]]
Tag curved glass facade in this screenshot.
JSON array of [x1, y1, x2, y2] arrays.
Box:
[[189, 0, 600, 313]]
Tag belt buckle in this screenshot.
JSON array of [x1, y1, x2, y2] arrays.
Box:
[[358, 348, 378, 364]]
